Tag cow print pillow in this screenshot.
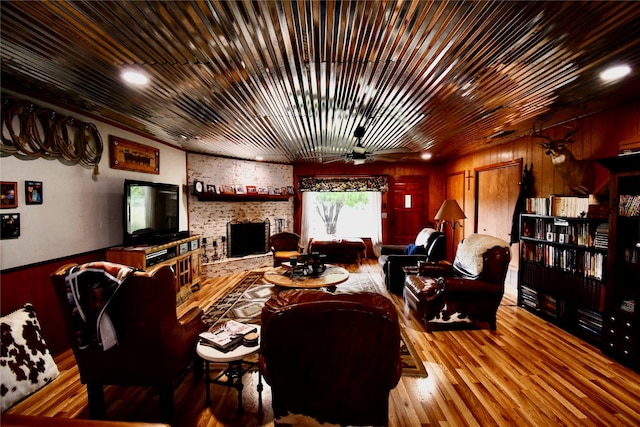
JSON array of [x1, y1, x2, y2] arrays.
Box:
[[1, 303, 59, 412]]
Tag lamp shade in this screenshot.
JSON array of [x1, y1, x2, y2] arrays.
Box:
[[434, 199, 466, 221]]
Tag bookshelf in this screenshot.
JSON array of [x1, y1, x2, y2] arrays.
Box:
[[599, 156, 640, 371], [518, 213, 608, 344]]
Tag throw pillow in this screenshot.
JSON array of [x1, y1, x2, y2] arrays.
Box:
[[404, 244, 417, 255], [407, 244, 426, 255], [0, 303, 59, 412]]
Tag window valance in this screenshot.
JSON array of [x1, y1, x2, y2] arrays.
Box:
[[298, 176, 388, 192]]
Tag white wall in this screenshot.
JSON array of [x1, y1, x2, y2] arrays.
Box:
[[0, 90, 188, 270]]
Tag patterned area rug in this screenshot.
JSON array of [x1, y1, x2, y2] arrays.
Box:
[[202, 271, 428, 377]]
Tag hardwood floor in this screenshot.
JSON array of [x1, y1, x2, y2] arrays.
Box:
[[5, 260, 640, 426]]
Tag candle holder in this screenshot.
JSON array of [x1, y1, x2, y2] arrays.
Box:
[[286, 252, 327, 278]]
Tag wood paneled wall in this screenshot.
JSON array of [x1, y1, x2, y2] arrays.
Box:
[[441, 101, 640, 240]]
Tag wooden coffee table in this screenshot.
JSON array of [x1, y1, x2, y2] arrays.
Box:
[[263, 264, 350, 289]]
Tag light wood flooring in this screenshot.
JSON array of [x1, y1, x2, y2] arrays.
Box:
[[5, 260, 640, 426]]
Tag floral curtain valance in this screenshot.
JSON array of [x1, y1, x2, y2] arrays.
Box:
[[298, 176, 388, 192]]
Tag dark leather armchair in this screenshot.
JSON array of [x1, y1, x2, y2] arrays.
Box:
[[270, 231, 302, 266], [403, 234, 511, 332], [259, 290, 402, 426], [378, 227, 445, 294], [50, 262, 206, 423]]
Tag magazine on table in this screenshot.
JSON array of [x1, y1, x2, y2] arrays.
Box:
[[199, 320, 257, 351]]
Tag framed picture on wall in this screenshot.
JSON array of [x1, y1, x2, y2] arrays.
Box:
[[235, 184, 245, 194], [1, 213, 20, 239], [25, 181, 43, 205], [221, 185, 235, 194], [206, 184, 216, 193], [1, 182, 18, 209], [257, 187, 268, 194], [246, 185, 257, 194], [109, 136, 159, 174]]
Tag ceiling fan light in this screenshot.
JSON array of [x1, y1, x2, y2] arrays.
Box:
[[353, 159, 366, 166], [352, 142, 367, 155]]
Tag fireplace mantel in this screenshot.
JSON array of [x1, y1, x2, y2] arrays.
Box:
[[192, 192, 291, 202]]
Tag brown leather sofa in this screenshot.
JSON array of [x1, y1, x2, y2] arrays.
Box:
[[259, 289, 402, 426], [403, 234, 511, 332], [50, 262, 206, 423], [307, 237, 367, 264]]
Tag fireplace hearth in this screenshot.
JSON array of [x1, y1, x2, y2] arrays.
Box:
[[227, 219, 270, 258]]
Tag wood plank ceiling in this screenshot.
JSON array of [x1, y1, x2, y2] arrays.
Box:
[[2, 1, 640, 164]]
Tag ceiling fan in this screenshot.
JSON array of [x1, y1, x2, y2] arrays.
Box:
[[326, 126, 421, 165]]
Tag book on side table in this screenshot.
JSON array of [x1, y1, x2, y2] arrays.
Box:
[[199, 320, 257, 352]]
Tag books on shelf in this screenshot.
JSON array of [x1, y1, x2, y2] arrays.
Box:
[[619, 195, 640, 217], [199, 320, 257, 352], [594, 223, 609, 249], [525, 195, 598, 218], [520, 241, 606, 280]]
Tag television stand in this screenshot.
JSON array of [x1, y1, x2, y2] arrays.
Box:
[[106, 235, 202, 296]]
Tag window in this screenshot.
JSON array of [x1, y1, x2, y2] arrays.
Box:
[[301, 191, 382, 255]]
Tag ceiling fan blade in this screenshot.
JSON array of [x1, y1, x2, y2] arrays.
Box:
[[322, 156, 346, 164], [371, 148, 413, 155]]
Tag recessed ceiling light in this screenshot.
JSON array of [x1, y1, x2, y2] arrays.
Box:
[[600, 64, 631, 82], [255, 155, 264, 161], [421, 152, 432, 160], [121, 69, 149, 85]]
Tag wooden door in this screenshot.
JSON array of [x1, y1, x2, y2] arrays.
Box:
[[475, 161, 521, 242], [389, 176, 429, 245], [475, 160, 521, 281], [444, 172, 465, 261]]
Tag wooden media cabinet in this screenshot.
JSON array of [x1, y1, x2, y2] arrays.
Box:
[[106, 235, 202, 295]]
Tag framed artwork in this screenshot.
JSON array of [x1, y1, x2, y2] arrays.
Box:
[[267, 186, 274, 195], [246, 185, 257, 194], [25, 181, 43, 205], [109, 136, 160, 174], [235, 184, 245, 194], [281, 187, 288, 195], [206, 184, 216, 193], [257, 187, 268, 194], [286, 186, 295, 195], [1, 182, 18, 209], [1, 213, 20, 239], [193, 180, 204, 193], [221, 185, 235, 194]]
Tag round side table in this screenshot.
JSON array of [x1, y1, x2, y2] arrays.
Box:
[[196, 325, 262, 413]]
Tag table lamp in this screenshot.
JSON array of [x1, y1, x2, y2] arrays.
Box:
[[434, 199, 466, 260]]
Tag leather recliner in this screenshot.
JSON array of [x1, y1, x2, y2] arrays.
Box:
[[50, 262, 206, 422], [403, 234, 511, 332], [378, 227, 446, 294], [259, 289, 402, 426]]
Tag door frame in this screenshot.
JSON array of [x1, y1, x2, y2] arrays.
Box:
[[473, 159, 522, 234]]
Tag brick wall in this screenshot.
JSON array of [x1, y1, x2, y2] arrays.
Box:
[[187, 153, 294, 275]]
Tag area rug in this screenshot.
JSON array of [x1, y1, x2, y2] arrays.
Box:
[[202, 271, 428, 377]]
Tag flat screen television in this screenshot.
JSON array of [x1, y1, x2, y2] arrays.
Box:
[[123, 179, 181, 246]]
